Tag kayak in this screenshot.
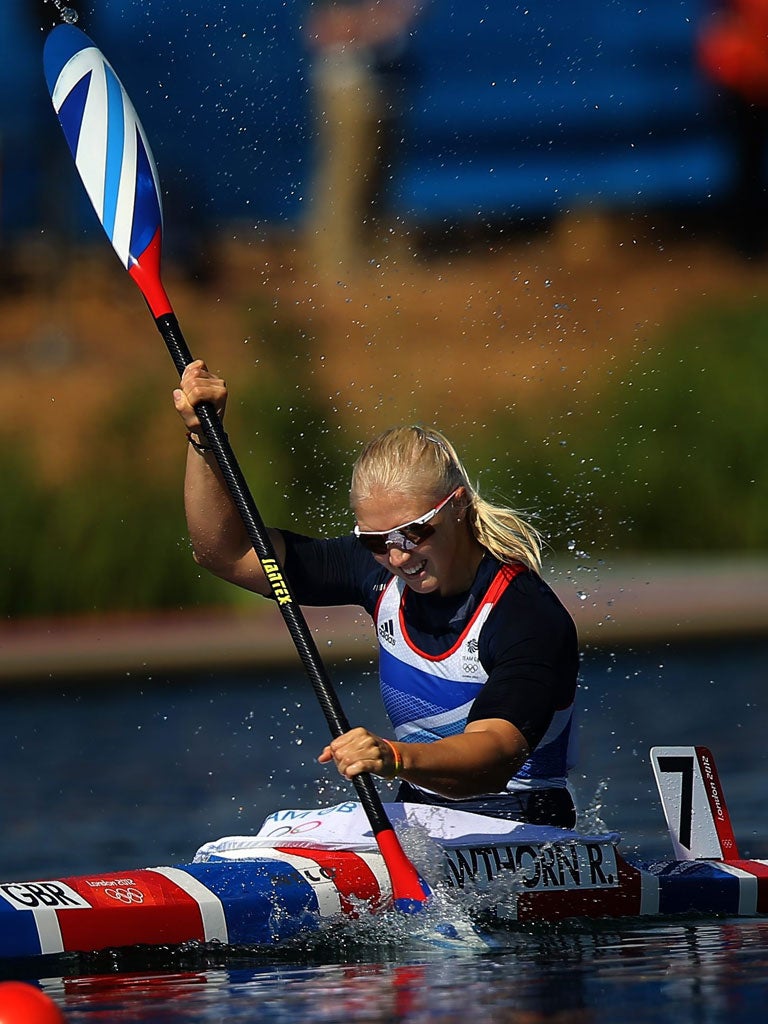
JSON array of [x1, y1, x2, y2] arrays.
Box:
[[0, 746, 764, 964]]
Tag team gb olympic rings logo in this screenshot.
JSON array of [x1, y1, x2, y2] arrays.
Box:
[[104, 886, 145, 904]]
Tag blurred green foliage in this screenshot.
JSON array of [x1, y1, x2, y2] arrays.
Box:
[[467, 299, 768, 556], [2, 297, 765, 617]]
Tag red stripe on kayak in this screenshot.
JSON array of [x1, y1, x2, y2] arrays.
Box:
[[724, 860, 768, 913], [278, 849, 384, 916], [55, 870, 206, 953]]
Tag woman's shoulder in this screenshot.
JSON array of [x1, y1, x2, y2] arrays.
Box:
[[479, 574, 578, 675], [489, 563, 577, 634]]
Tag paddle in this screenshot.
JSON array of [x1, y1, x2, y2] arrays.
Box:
[[43, 22, 430, 911]]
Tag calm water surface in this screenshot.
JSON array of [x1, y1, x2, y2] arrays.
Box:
[[2, 637, 767, 1021]]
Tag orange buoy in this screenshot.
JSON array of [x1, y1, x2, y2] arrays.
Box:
[[0, 982, 65, 1023]]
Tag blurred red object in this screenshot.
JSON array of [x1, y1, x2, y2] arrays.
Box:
[[0, 982, 65, 1024], [699, 0, 768, 101]]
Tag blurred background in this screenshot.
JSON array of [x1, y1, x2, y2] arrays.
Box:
[[1, 0, 767, 676]]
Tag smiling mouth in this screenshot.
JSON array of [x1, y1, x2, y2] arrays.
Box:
[[402, 560, 427, 577]]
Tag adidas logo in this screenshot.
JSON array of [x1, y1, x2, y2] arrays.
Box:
[[378, 618, 396, 647]]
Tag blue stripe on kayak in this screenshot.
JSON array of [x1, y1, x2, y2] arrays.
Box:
[[102, 63, 126, 243], [0, 908, 42, 959], [655, 860, 741, 917], [185, 861, 325, 945]]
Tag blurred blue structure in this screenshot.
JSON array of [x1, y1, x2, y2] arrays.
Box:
[[392, 0, 729, 224], [0, 0, 728, 245], [90, 0, 312, 229], [0, 3, 53, 237]]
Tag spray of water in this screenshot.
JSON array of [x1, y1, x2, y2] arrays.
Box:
[[48, 1, 79, 24]]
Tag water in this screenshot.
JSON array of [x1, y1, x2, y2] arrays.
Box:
[[50, 1, 78, 24], [2, 637, 767, 1021], [32, 923, 768, 1022]]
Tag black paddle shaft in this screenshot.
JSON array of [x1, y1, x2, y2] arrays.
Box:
[[158, 313, 393, 834]]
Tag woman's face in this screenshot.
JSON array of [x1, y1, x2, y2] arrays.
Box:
[[353, 486, 483, 596]]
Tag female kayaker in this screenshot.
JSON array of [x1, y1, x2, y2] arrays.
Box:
[[174, 360, 579, 828]]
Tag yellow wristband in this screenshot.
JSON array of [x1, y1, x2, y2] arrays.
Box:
[[381, 738, 403, 779]]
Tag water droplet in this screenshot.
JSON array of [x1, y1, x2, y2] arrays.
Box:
[[56, 3, 79, 23]]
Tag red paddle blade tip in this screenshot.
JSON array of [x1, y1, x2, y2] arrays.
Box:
[[376, 828, 432, 912], [128, 228, 173, 318]]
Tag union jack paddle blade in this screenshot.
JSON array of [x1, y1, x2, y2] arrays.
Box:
[[44, 24, 169, 314]]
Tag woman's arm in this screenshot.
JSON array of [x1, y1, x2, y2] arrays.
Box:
[[318, 719, 529, 798], [173, 360, 286, 595]]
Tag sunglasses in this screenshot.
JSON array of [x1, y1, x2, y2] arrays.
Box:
[[354, 490, 459, 555]]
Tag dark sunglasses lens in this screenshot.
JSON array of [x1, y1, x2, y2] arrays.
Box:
[[356, 533, 389, 554], [356, 521, 436, 555], [400, 523, 435, 547]]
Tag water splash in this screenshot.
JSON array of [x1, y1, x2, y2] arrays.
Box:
[[294, 883, 495, 957], [579, 779, 611, 834], [49, 1, 79, 24]]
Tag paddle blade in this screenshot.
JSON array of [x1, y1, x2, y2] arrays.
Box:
[[44, 24, 172, 317], [376, 829, 432, 912]]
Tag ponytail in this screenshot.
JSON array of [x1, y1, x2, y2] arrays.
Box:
[[468, 493, 542, 573]]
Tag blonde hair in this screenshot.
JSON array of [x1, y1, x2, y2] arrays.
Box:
[[350, 426, 542, 572]]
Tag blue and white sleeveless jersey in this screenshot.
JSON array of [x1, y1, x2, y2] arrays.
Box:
[[374, 566, 575, 795]]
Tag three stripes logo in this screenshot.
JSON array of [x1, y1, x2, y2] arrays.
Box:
[[378, 618, 396, 647]]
